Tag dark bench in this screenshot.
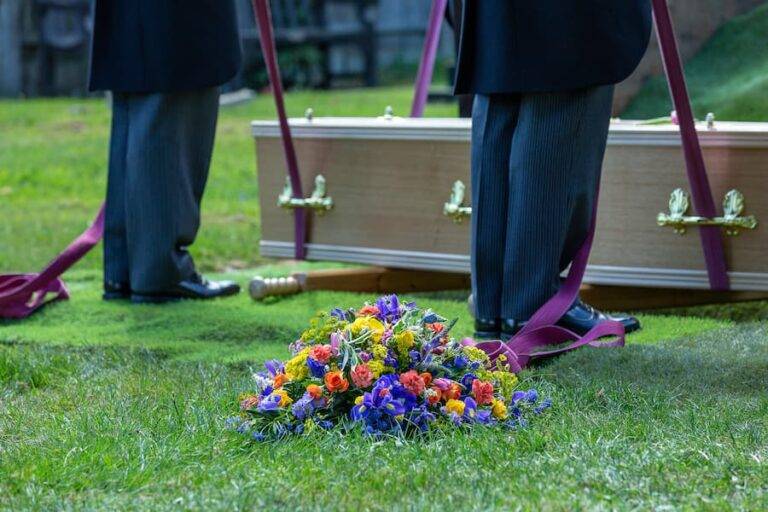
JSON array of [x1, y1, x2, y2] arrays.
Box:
[[238, 0, 380, 89]]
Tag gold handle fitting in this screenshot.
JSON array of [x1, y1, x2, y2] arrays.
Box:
[[657, 188, 758, 236], [443, 180, 472, 223], [278, 175, 333, 214]]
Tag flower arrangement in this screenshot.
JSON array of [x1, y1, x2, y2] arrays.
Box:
[[229, 295, 550, 440]]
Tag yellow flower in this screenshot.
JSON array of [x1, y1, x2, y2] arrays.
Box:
[[275, 389, 293, 407], [491, 399, 508, 419], [354, 395, 364, 405], [491, 370, 519, 400], [394, 330, 415, 354], [367, 360, 385, 378], [463, 346, 490, 364], [350, 316, 385, 342], [285, 348, 310, 380], [371, 344, 388, 361], [445, 399, 465, 416]]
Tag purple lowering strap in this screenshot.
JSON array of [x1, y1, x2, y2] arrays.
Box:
[[251, 0, 307, 260], [411, 0, 448, 118], [652, 0, 729, 290], [0, 206, 104, 319], [471, 189, 627, 369]]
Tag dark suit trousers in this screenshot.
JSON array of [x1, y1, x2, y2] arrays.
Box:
[[104, 87, 219, 294], [471, 85, 614, 320]]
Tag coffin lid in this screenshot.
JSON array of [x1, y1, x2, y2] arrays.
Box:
[[252, 117, 768, 147]]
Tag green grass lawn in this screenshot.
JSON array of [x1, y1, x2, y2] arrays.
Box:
[[624, 2, 768, 121], [0, 87, 456, 274], [2, 84, 768, 509]]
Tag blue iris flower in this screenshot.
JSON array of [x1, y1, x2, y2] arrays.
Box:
[[460, 373, 477, 389], [453, 354, 469, 370], [351, 382, 407, 435], [406, 405, 436, 432], [256, 394, 282, 413], [375, 294, 402, 323], [306, 357, 327, 378], [263, 359, 284, 377]]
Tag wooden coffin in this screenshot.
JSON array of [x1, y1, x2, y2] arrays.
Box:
[[252, 116, 767, 291]]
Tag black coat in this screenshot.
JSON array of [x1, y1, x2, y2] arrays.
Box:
[[89, 0, 242, 93], [454, 0, 652, 94]]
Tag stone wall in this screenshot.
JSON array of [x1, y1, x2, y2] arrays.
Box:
[[614, 0, 766, 114]]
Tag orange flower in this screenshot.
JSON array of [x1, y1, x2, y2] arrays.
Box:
[[239, 395, 260, 411], [324, 370, 349, 393], [443, 383, 462, 401], [472, 379, 494, 405], [358, 305, 380, 317], [306, 384, 323, 399], [419, 372, 433, 387], [309, 344, 333, 364], [273, 373, 288, 388], [399, 370, 426, 395], [427, 388, 441, 405], [427, 322, 445, 333]]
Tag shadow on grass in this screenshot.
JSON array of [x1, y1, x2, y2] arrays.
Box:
[[543, 322, 768, 399]]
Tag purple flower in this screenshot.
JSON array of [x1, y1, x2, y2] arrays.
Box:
[[264, 359, 284, 377], [406, 405, 436, 432], [291, 394, 315, 420], [383, 350, 398, 368], [358, 351, 371, 363], [329, 331, 343, 355], [460, 373, 477, 389], [375, 294, 402, 323], [462, 397, 478, 421], [288, 339, 305, 355], [525, 389, 539, 403], [408, 350, 421, 364], [351, 382, 407, 435], [475, 409, 493, 425], [330, 307, 349, 321], [256, 394, 281, 413], [534, 398, 552, 414], [306, 357, 327, 378], [453, 354, 469, 370]]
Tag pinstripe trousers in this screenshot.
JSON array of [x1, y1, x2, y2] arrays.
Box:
[[470, 85, 614, 320], [104, 87, 219, 293]]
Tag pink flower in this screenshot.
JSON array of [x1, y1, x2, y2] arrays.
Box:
[[351, 364, 374, 388], [399, 370, 426, 396], [309, 344, 333, 364]]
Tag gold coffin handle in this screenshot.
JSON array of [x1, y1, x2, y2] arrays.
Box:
[[657, 188, 758, 236], [278, 174, 334, 214], [443, 180, 473, 223]]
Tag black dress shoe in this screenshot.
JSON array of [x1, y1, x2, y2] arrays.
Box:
[[500, 318, 525, 341], [103, 280, 131, 301], [474, 318, 500, 339], [557, 299, 640, 336], [131, 273, 241, 304]]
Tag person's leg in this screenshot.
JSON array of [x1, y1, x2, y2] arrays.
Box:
[[470, 94, 520, 334], [103, 93, 131, 298], [500, 85, 614, 322], [124, 87, 219, 294]]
